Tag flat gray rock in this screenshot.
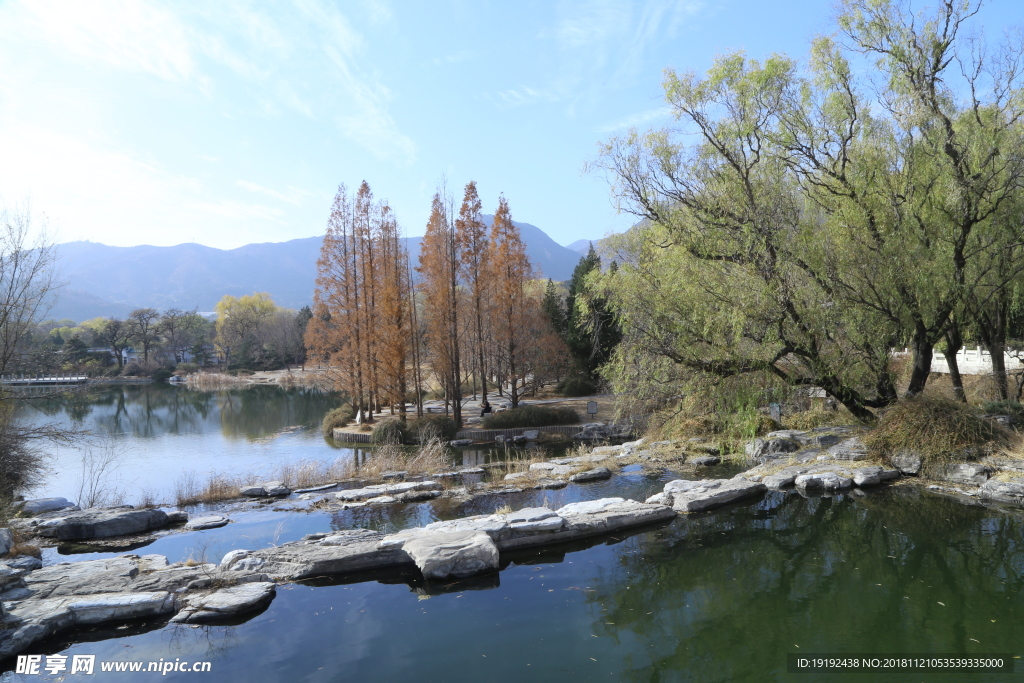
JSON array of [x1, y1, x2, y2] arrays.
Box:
[[403, 530, 499, 580], [569, 467, 613, 482], [36, 508, 170, 541], [664, 479, 767, 512], [690, 455, 721, 466], [171, 582, 276, 624], [794, 472, 853, 490], [20, 497, 75, 516], [940, 463, 990, 485], [979, 478, 1024, 503], [240, 481, 291, 497], [184, 515, 230, 530], [827, 437, 869, 461]]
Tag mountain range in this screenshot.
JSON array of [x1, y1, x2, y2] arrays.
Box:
[[48, 217, 591, 322]]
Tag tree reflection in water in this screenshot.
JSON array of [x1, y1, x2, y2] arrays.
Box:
[[580, 488, 1024, 681]]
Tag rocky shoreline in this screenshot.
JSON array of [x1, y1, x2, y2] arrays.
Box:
[[5, 423, 1024, 662]]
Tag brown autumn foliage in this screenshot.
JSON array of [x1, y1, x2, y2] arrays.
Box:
[[307, 181, 411, 422], [487, 195, 536, 408], [417, 190, 465, 425]]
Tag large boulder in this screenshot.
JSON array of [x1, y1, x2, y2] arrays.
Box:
[[891, 451, 923, 475], [573, 423, 610, 440], [745, 435, 801, 462], [0, 528, 12, 557], [35, 508, 170, 541], [402, 530, 499, 580]]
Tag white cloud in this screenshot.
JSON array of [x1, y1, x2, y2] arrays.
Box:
[[236, 180, 311, 207], [18, 0, 195, 81], [596, 106, 673, 133]]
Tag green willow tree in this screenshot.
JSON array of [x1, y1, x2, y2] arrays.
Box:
[[591, 0, 1024, 419]]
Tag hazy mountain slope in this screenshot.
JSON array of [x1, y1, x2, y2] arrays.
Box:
[[52, 217, 582, 321]]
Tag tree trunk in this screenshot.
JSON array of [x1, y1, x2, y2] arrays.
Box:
[[905, 335, 933, 397], [943, 325, 966, 403]]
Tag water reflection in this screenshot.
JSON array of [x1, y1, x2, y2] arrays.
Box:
[[17, 384, 345, 441]]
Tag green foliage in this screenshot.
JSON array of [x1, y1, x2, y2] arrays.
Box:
[[564, 245, 621, 378], [151, 367, 174, 382], [556, 375, 597, 397], [865, 395, 1013, 475], [371, 418, 406, 444], [980, 400, 1024, 421], [321, 406, 355, 437], [406, 415, 458, 443], [589, 0, 1024, 419], [482, 405, 580, 429]]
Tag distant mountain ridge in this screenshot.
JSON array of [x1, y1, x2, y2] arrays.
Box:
[[49, 217, 585, 322]]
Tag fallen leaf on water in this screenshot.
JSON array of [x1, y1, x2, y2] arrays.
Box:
[[937, 602, 946, 606], [590, 658, 597, 662], [970, 638, 980, 643]]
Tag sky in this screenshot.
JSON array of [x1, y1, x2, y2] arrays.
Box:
[[1, 0, 1023, 250]]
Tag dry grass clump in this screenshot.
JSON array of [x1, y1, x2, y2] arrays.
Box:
[[864, 394, 1014, 475], [185, 372, 252, 390], [356, 439, 451, 479], [175, 471, 241, 507], [278, 459, 354, 489], [783, 407, 855, 431], [8, 542, 41, 558]]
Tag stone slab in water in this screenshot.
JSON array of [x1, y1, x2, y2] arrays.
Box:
[[569, 467, 613, 483], [171, 582, 276, 624], [690, 456, 721, 467], [36, 508, 170, 541], [403, 531, 499, 580], [662, 479, 767, 512], [185, 515, 230, 530], [240, 481, 291, 497], [795, 472, 853, 490], [335, 481, 439, 502]]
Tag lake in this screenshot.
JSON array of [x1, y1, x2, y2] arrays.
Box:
[[4, 385, 1024, 681]]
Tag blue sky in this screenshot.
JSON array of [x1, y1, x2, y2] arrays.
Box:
[[1, 0, 1022, 250]]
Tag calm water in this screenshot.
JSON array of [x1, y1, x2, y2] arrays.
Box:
[[5, 386, 1024, 681], [6, 488, 1024, 681], [17, 384, 382, 504]]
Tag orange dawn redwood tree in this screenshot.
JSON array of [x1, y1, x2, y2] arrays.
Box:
[[487, 195, 535, 408], [307, 181, 411, 423], [456, 180, 491, 404], [417, 189, 465, 425]]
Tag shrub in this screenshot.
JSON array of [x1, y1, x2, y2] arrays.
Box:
[[557, 376, 597, 397], [865, 394, 1013, 475], [482, 405, 580, 429], [980, 399, 1024, 422], [322, 405, 356, 437], [406, 415, 458, 443], [151, 367, 174, 382], [371, 418, 406, 444]]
